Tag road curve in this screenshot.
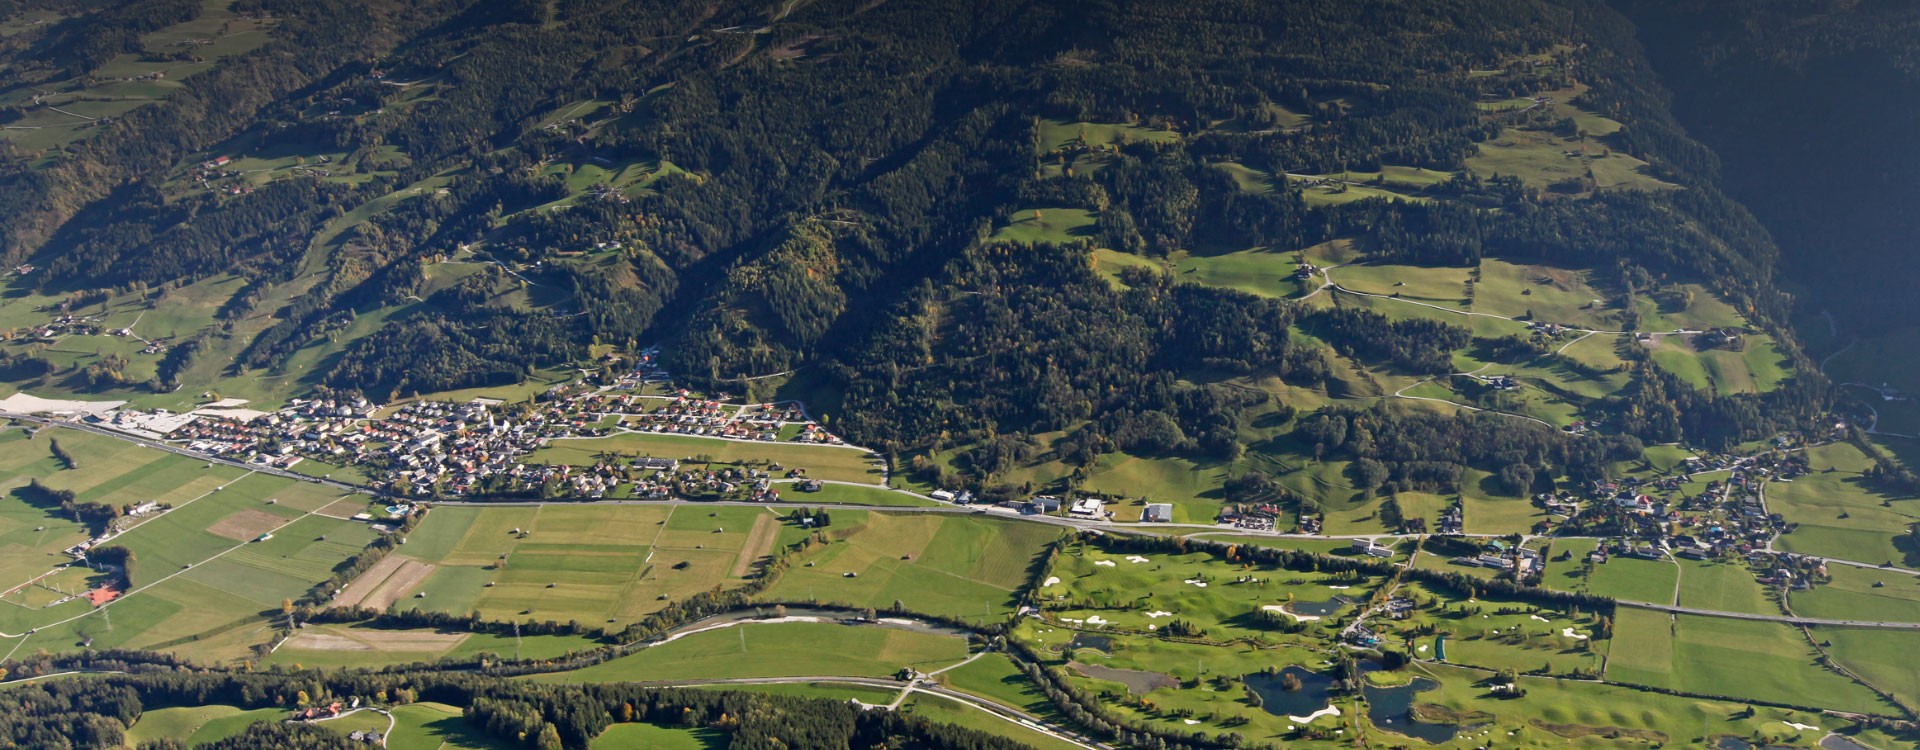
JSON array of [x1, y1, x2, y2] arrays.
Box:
[[544, 674, 1116, 750]]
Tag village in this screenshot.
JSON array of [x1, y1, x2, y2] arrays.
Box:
[[91, 349, 859, 502]]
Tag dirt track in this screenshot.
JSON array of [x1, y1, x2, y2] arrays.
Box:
[[731, 513, 778, 578]]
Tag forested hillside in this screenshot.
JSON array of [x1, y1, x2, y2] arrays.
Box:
[[1617, 0, 1920, 433], [0, 0, 1840, 502]]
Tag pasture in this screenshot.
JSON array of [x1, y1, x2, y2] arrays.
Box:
[[527, 621, 969, 683], [1789, 563, 1920, 623], [364, 701, 513, 750], [591, 722, 726, 750], [125, 705, 286, 748], [1821, 627, 1920, 709], [760, 511, 1057, 623], [1036, 119, 1178, 153], [390, 504, 782, 626], [1767, 442, 1920, 566], [991, 208, 1099, 245]]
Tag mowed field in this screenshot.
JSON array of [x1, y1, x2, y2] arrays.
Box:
[[387, 504, 784, 626], [528, 621, 970, 683], [270, 623, 599, 670], [0, 428, 379, 663], [1607, 609, 1893, 714], [523, 432, 886, 485], [759, 510, 1059, 624]]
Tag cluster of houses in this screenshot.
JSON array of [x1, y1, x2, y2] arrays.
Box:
[[1453, 538, 1542, 575], [17, 312, 102, 341], [1219, 504, 1285, 531], [612, 394, 841, 445]]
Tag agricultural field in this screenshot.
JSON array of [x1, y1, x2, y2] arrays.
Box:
[[522, 432, 886, 485], [1674, 559, 1779, 615], [1767, 442, 1920, 566], [1586, 555, 1679, 604], [527, 621, 970, 683], [759, 511, 1058, 624], [771, 483, 939, 507], [381, 504, 783, 627], [1607, 611, 1893, 714], [0, 429, 382, 663]]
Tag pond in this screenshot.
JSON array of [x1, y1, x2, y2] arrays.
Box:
[[1243, 666, 1342, 720], [1365, 676, 1472, 744], [1715, 736, 1805, 750], [1819, 736, 1874, 750], [1070, 662, 1178, 695], [1067, 633, 1113, 654], [1286, 595, 1356, 617], [645, 606, 970, 646]]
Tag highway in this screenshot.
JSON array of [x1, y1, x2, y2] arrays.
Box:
[[1615, 599, 1920, 630]]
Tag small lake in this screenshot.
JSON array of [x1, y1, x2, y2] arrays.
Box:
[[1365, 676, 1469, 744], [1243, 666, 1341, 719]]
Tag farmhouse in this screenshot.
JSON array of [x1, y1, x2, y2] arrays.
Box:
[[1142, 503, 1174, 523]]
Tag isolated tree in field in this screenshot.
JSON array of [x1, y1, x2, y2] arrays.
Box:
[[1499, 462, 1535, 497]]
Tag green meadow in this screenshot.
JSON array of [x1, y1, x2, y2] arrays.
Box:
[[760, 510, 1057, 623]]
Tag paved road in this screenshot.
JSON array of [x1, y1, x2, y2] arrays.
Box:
[[17, 409, 1920, 635], [1615, 599, 1920, 629]]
